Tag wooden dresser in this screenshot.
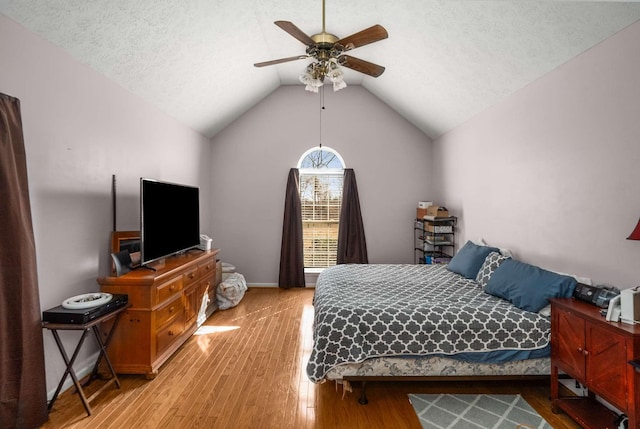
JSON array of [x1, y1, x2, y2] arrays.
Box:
[[97, 248, 220, 378], [550, 297, 640, 429]]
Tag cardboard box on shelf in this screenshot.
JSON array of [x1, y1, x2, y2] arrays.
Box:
[[426, 205, 449, 218]]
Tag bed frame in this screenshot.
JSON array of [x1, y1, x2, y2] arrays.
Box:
[[344, 374, 550, 404]]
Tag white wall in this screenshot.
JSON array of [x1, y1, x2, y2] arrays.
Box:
[[210, 86, 433, 284], [0, 15, 212, 394], [433, 20, 640, 288]]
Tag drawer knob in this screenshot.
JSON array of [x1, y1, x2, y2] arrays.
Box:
[[577, 347, 583, 353], [170, 285, 175, 292], [169, 306, 174, 313]]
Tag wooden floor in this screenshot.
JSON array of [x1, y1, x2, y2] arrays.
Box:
[[42, 287, 580, 428]]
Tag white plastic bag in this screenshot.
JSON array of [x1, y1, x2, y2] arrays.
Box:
[[216, 272, 247, 310]]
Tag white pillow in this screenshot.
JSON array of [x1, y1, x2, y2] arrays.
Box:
[[474, 238, 513, 258], [538, 304, 551, 317], [553, 271, 593, 286]]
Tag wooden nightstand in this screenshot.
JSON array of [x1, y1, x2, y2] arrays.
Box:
[[550, 297, 640, 429]]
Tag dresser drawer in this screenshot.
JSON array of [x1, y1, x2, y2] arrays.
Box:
[[183, 265, 199, 287], [156, 294, 183, 328], [156, 277, 183, 305], [156, 312, 185, 355], [198, 257, 216, 278]]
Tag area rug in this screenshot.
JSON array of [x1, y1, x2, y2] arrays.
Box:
[[408, 394, 552, 429]]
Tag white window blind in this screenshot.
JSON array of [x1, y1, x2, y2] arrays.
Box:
[[299, 173, 343, 268]]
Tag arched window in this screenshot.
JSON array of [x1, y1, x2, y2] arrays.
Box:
[[297, 147, 345, 270]]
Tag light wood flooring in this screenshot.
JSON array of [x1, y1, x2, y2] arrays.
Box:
[[42, 287, 579, 428]]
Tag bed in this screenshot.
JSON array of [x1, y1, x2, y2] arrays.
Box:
[[306, 244, 577, 403]]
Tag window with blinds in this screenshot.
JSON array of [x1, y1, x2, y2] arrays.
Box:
[[297, 146, 345, 270], [299, 173, 343, 268]]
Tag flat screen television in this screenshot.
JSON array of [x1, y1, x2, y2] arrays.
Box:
[[140, 178, 200, 266]]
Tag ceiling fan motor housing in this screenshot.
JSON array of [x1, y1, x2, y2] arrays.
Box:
[[308, 33, 344, 62], [311, 32, 338, 44], [254, 8, 387, 79]]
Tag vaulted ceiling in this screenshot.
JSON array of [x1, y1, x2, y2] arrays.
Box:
[[2, 1, 640, 139]]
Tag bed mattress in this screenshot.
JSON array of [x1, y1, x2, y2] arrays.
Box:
[[306, 264, 551, 383]]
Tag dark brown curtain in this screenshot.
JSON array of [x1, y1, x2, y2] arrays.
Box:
[[0, 93, 48, 428], [278, 168, 305, 288], [337, 168, 368, 264]]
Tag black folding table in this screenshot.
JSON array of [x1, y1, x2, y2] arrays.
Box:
[[42, 304, 128, 416]]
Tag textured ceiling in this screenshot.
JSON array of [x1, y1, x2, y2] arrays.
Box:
[[2, 1, 640, 139]]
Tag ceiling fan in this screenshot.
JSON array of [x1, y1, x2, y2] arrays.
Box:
[[254, 0, 388, 92]]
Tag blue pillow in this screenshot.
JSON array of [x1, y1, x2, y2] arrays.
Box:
[[485, 259, 577, 312], [447, 241, 499, 279]]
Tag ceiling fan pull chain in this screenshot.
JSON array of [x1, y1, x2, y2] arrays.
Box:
[[319, 86, 325, 148]]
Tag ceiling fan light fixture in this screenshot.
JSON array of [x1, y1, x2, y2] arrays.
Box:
[[256, 1, 387, 92], [327, 61, 347, 91], [304, 81, 322, 93], [332, 77, 347, 92], [299, 60, 346, 93], [300, 63, 325, 93]]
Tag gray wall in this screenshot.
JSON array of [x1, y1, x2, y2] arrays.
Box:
[[433, 20, 640, 289], [1, 14, 213, 394], [209, 86, 433, 284]]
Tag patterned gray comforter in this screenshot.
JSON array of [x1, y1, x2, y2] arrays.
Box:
[[306, 264, 551, 383]]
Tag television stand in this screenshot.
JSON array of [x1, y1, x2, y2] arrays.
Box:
[[97, 249, 220, 376], [133, 264, 156, 272]]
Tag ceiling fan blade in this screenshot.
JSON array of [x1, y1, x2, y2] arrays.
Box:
[[274, 21, 316, 46], [336, 25, 388, 50], [254, 55, 308, 67], [339, 55, 385, 77]]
